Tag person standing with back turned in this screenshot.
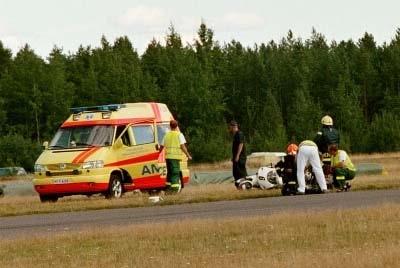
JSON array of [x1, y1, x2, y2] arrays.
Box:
[[229, 120, 248, 189], [314, 115, 340, 154], [159, 120, 192, 193]]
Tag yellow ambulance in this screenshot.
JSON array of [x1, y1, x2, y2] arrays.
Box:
[[33, 102, 190, 202]]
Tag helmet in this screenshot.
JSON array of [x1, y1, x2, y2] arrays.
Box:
[[286, 144, 298, 155], [321, 115, 333, 126]]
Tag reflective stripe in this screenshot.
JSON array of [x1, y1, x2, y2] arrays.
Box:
[[336, 176, 345, 180], [164, 131, 183, 160], [171, 183, 181, 188]]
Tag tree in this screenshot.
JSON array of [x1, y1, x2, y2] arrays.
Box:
[[0, 45, 46, 143]]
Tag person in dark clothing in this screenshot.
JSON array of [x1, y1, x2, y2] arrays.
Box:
[[229, 120, 247, 189], [275, 144, 298, 182], [314, 115, 340, 154]]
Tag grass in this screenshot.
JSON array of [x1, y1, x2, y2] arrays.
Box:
[[1, 204, 399, 267], [0, 153, 399, 217], [0, 185, 282, 217]]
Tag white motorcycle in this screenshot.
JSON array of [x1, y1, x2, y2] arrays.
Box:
[[238, 166, 283, 190]]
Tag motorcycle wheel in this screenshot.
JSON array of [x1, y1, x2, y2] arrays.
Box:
[[240, 182, 253, 190]]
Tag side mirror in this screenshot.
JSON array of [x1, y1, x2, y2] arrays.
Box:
[[155, 144, 160, 151], [113, 138, 123, 149], [42, 141, 49, 150]]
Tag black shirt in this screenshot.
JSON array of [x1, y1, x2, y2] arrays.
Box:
[[232, 131, 246, 160]]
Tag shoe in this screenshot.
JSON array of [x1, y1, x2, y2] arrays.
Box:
[[296, 191, 305, 195], [321, 189, 330, 194], [345, 183, 352, 192], [336, 188, 343, 192]]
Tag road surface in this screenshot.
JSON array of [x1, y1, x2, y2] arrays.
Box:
[[1, 189, 399, 239]]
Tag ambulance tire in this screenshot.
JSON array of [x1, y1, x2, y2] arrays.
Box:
[[39, 195, 58, 203], [179, 177, 184, 193], [106, 174, 123, 199]]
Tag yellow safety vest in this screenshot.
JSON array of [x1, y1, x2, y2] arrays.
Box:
[[299, 140, 317, 147], [331, 150, 356, 171], [164, 131, 183, 160]]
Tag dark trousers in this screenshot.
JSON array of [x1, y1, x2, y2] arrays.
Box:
[[233, 159, 247, 187]]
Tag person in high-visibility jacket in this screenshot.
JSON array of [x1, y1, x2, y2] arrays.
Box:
[[296, 140, 328, 194], [328, 144, 356, 192], [159, 120, 192, 193]]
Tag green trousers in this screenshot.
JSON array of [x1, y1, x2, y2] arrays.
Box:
[[166, 159, 181, 193], [333, 168, 356, 189]]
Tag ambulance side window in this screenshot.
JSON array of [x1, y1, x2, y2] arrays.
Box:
[[131, 125, 154, 145], [115, 125, 131, 146]]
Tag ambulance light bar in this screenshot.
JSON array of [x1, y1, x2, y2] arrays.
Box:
[[70, 104, 125, 114]]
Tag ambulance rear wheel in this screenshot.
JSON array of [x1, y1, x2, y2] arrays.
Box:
[[40, 195, 58, 202], [106, 174, 123, 199]]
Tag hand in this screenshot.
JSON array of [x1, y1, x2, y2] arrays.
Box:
[[234, 156, 239, 162], [187, 155, 192, 161]]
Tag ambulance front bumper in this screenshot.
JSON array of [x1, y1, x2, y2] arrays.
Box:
[[33, 174, 109, 195]]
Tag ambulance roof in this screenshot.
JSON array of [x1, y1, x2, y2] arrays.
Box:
[[62, 102, 173, 127]]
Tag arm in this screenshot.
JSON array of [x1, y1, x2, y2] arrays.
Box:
[[180, 144, 192, 160], [334, 161, 345, 168], [159, 137, 165, 152], [333, 151, 346, 168], [179, 133, 192, 160], [234, 143, 244, 162]]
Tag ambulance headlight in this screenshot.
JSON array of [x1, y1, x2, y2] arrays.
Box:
[[34, 164, 46, 173], [82, 160, 104, 169]]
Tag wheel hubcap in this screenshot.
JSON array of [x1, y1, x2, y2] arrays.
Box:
[[112, 180, 122, 197]]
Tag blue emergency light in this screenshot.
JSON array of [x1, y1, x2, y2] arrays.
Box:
[[70, 104, 125, 114]]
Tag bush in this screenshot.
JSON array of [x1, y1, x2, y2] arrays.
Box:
[[368, 112, 400, 152], [0, 134, 42, 171]]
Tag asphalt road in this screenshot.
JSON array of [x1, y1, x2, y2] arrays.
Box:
[[1, 189, 399, 240]]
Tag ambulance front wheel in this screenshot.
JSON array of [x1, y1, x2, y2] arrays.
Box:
[[106, 174, 123, 199]]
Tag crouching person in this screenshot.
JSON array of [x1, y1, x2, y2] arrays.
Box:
[[328, 144, 356, 192]]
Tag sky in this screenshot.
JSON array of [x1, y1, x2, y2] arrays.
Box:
[[0, 0, 399, 58]]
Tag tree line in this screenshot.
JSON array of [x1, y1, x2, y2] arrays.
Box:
[[0, 24, 400, 170]]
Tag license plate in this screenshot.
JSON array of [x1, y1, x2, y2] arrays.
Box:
[[53, 178, 69, 184]]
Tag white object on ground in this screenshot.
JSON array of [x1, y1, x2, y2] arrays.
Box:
[[148, 196, 163, 203]]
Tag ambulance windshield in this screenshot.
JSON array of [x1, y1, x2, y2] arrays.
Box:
[[49, 126, 114, 149]]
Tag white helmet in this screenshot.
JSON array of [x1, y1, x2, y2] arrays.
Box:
[[321, 115, 333, 126]]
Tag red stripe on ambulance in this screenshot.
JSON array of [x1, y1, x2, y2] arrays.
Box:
[[104, 152, 160, 167], [72, 147, 100, 164]]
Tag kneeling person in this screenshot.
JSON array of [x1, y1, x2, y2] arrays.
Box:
[[328, 144, 356, 191]]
